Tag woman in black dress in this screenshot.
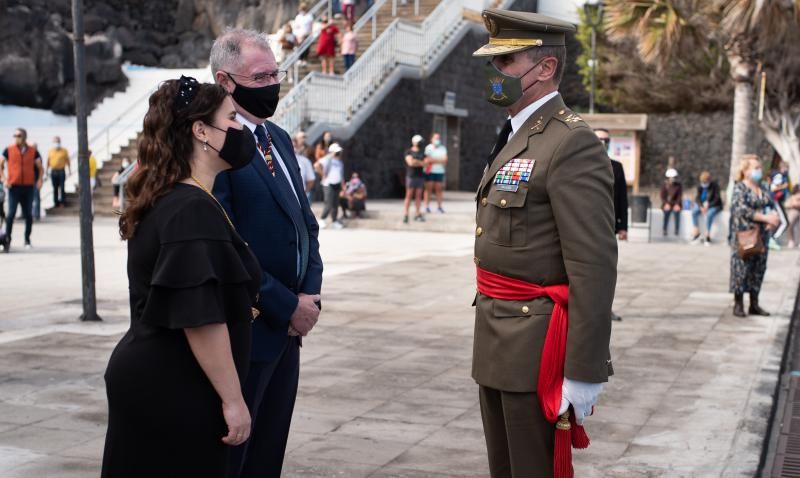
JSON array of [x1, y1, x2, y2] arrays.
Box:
[[102, 77, 261, 477]]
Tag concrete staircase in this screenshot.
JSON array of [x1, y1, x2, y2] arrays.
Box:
[[282, 0, 442, 96], [46, 138, 137, 218]]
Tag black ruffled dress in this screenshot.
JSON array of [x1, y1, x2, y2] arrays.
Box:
[[101, 183, 261, 478]]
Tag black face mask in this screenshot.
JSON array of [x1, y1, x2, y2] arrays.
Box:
[[227, 73, 281, 119], [206, 124, 257, 170]]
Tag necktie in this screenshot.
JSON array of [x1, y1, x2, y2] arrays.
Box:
[[488, 119, 513, 167], [257, 124, 311, 285], [254, 125, 275, 176]]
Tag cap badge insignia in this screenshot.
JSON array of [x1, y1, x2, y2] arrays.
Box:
[[489, 76, 507, 102]]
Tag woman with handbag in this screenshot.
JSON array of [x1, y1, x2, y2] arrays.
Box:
[[729, 154, 781, 317]]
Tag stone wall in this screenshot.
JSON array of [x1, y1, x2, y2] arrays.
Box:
[[641, 111, 773, 192], [0, 0, 302, 113]]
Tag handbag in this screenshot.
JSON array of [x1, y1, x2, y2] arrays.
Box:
[[736, 227, 765, 259]]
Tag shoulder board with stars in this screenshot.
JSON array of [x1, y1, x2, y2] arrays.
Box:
[[554, 108, 586, 129]]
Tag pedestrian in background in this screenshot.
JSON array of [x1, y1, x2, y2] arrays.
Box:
[[660, 168, 682, 237], [340, 171, 367, 218], [342, 0, 356, 23], [402, 134, 425, 224], [1, 128, 43, 251], [729, 154, 780, 317], [316, 15, 339, 75], [785, 185, 800, 248], [293, 2, 314, 65], [423, 132, 447, 214], [316, 142, 345, 229], [315, 130, 334, 161], [690, 170, 722, 245], [102, 77, 261, 478], [277, 22, 297, 62], [111, 157, 131, 209], [293, 131, 316, 204], [768, 154, 790, 205], [341, 23, 358, 71], [47, 136, 70, 208]]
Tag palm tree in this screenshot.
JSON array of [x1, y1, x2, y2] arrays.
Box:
[[605, 0, 800, 186]]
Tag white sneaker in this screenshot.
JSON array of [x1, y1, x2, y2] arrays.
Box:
[[332, 221, 344, 230], [318, 219, 327, 229]]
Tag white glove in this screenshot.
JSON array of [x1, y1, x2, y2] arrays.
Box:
[[558, 378, 603, 425]]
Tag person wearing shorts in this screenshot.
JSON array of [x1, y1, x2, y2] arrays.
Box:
[[403, 134, 425, 223], [423, 132, 448, 213]]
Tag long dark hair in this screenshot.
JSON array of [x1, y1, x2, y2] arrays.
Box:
[[118, 79, 228, 240]]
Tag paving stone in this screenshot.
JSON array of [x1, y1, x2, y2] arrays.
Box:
[[0, 216, 797, 476]]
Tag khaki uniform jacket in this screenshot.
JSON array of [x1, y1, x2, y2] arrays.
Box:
[[472, 95, 617, 393]]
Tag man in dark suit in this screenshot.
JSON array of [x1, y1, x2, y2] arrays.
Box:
[[210, 29, 323, 478], [594, 129, 628, 241], [595, 128, 626, 322]]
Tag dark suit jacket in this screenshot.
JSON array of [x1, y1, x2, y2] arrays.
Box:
[[611, 159, 628, 232], [213, 121, 323, 363]]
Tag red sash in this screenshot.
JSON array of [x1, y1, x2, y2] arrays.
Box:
[[476, 266, 589, 478]]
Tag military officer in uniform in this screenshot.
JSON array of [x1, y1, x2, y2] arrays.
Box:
[[471, 9, 617, 477]]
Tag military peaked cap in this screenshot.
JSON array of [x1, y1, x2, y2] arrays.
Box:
[[473, 8, 576, 57]]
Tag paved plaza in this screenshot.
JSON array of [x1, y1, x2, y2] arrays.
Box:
[[0, 208, 798, 477]]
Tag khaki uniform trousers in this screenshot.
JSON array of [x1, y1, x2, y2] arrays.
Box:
[[479, 385, 554, 478]]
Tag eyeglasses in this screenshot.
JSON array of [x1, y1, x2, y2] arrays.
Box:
[[226, 69, 288, 84]]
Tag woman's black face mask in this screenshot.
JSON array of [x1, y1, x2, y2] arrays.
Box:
[[205, 124, 257, 170]]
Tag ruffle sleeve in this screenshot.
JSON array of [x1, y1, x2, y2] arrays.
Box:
[[139, 192, 256, 329]]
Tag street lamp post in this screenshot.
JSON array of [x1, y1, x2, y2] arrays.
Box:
[[584, 0, 603, 114], [71, 0, 101, 322]]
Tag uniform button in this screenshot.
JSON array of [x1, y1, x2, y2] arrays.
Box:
[[500, 199, 507, 207], [481, 197, 488, 207], [476, 227, 483, 237], [522, 305, 530, 314]]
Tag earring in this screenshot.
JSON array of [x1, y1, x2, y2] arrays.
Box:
[[203, 141, 208, 152]]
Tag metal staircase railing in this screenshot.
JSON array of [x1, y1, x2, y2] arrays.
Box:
[[40, 68, 212, 214], [272, 0, 512, 138]]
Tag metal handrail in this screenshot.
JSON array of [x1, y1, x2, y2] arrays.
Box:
[[280, 0, 330, 83], [273, 0, 487, 136], [282, 0, 395, 84]]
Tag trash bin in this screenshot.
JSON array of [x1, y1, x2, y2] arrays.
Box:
[[631, 195, 651, 223]]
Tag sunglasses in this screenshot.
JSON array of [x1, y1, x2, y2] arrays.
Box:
[[12, 134, 22, 138]]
